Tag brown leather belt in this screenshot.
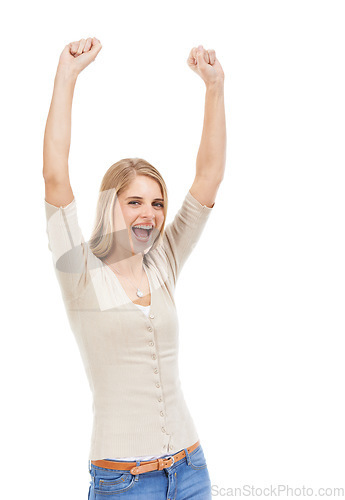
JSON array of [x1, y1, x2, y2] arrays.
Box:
[[91, 440, 200, 475]]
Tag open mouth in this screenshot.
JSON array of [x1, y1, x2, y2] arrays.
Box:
[[131, 226, 154, 242]]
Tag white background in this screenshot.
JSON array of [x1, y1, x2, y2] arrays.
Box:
[[1, 0, 345, 497]]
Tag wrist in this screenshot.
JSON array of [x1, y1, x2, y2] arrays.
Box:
[[56, 64, 79, 82], [205, 79, 224, 92]]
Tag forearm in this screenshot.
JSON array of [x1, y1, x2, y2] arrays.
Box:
[[196, 82, 226, 182], [43, 67, 78, 180]]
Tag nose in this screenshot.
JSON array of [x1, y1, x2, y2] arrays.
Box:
[[140, 204, 156, 223]]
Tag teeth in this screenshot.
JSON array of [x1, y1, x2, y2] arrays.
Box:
[[133, 225, 153, 229]]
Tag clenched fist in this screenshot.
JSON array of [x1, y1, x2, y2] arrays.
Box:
[[187, 45, 224, 86], [58, 37, 102, 76]]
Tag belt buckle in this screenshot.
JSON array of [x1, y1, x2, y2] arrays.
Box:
[[165, 454, 175, 467], [131, 454, 175, 476]]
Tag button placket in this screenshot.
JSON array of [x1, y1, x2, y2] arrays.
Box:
[[146, 312, 168, 438]]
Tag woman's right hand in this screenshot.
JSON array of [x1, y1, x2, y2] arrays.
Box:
[[57, 37, 102, 76]]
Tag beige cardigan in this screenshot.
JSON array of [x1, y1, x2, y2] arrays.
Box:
[[45, 189, 214, 460]]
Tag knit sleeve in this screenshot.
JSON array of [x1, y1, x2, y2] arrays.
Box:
[[44, 197, 96, 302], [159, 189, 214, 285]]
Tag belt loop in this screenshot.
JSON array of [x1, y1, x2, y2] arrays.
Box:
[[88, 460, 95, 486], [184, 447, 191, 466], [134, 460, 140, 482]]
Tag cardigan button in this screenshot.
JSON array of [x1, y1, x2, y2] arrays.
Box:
[[147, 326, 152, 331], [161, 427, 166, 433], [149, 341, 154, 346], [154, 368, 158, 374], [152, 354, 157, 360], [156, 382, 160, 388], [149, 314, 154, 319], [160, 411, 164, 417]]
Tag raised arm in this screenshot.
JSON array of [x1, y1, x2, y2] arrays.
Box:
[[43, 37, 102, 207], [186, 44, 226, 208]]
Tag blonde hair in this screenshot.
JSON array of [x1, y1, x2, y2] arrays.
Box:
[[89, 158, 168, 260]]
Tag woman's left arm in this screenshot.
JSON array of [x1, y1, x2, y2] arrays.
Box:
[[188, 45, 226, 208]]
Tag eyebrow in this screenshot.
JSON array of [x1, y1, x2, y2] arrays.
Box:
[[125, 196, 164, 202]]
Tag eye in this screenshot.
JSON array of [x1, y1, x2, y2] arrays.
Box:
[[128, 201, 164, 208]]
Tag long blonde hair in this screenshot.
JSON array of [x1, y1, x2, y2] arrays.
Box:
[[89, 158, 168, 260]]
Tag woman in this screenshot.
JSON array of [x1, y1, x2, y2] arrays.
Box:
[[43, 37, 226, 499]]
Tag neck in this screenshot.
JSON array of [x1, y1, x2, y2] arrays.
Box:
[[104, 251, 144, 278]]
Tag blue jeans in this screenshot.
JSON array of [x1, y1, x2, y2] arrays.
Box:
[[88, 443, 212, 499]]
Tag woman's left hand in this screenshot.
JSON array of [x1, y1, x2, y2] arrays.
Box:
[[187, 45, 224, 86]]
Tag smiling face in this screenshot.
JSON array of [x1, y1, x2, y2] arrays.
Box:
[[113, 175, 165, 255]]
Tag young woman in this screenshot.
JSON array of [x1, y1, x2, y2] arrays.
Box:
[[43, 37, 226, 499]]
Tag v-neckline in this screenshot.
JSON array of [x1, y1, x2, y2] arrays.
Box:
[[103, 259, 153, 314]]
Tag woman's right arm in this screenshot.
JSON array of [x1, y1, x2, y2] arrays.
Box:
[[43, 66, 77, 207], [43, 39, 103, 302], [43, 37, 102, 207]]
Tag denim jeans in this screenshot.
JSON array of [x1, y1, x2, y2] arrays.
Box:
[[88, 443, 212, 499]]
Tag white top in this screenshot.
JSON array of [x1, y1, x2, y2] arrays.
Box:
[[134, 303, 151, 317]]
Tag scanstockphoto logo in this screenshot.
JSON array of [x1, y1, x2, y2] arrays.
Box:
[[211, 483, 345, 497]]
